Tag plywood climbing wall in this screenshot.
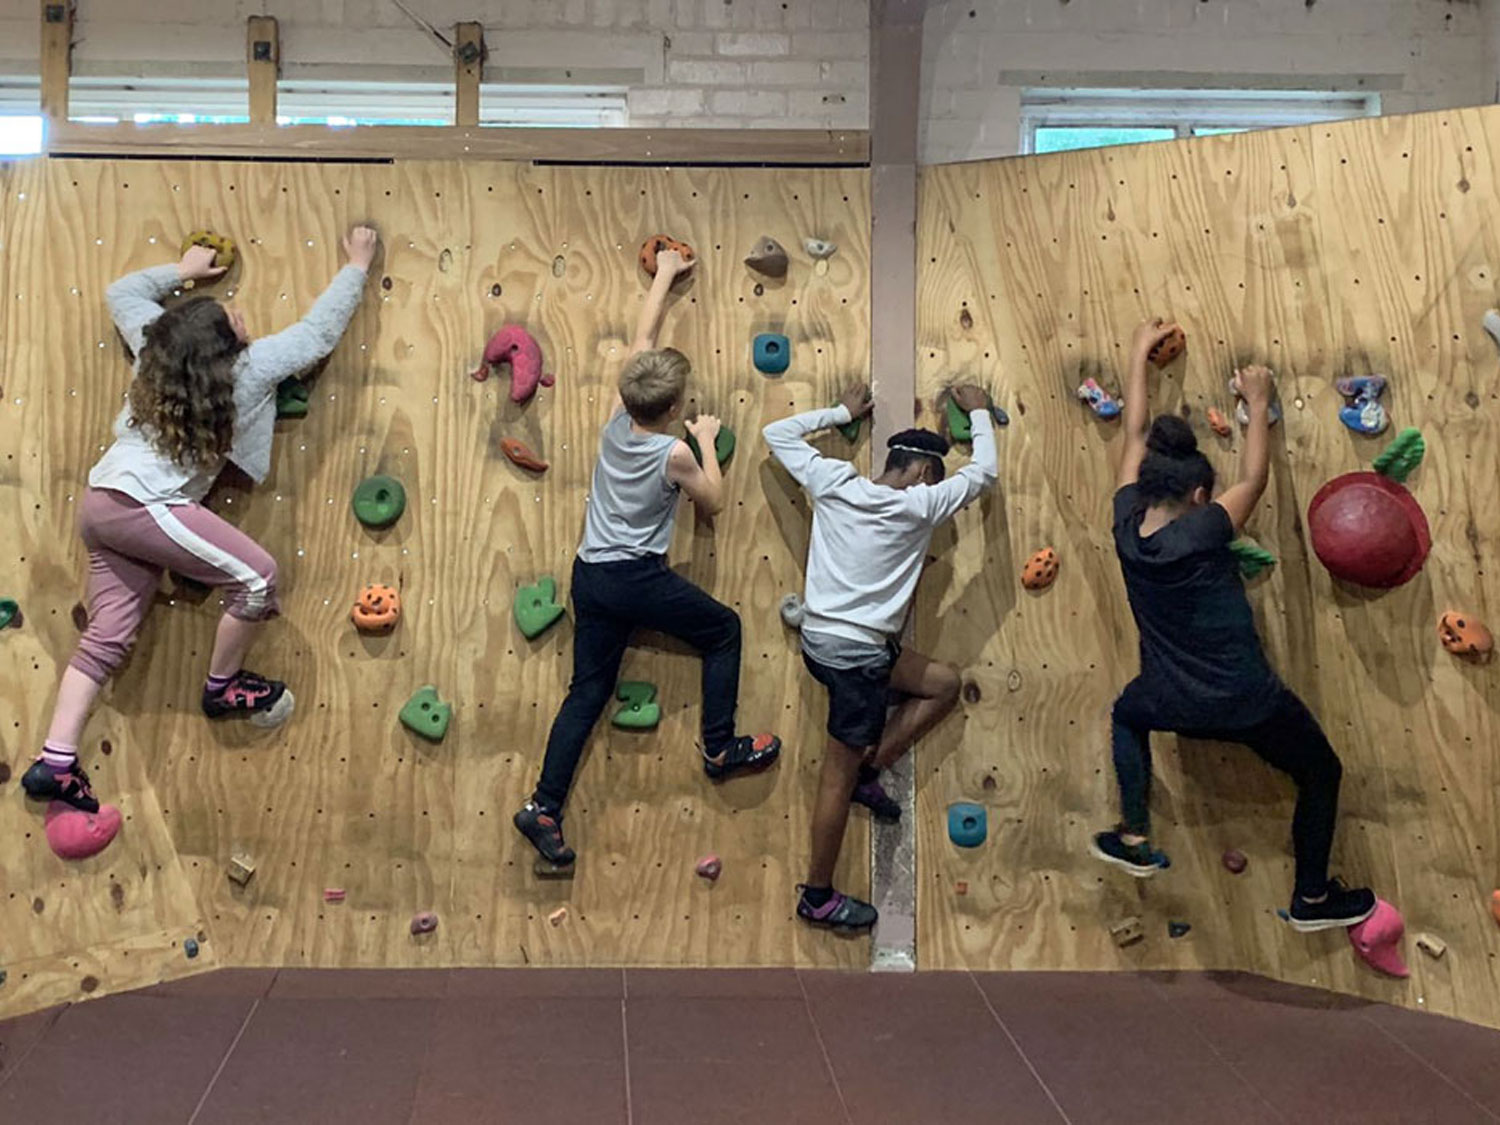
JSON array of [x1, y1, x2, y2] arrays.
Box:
[[0, 157, 871, 1017], [914, 105, 1500, 1028]]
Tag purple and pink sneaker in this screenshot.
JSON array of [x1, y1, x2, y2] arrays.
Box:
[[796, 886, 878, 931], [851, 769, 902, 823], [202, 669, 295, 729], [21, 757, 101, 813]]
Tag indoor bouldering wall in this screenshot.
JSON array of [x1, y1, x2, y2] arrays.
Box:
[[914, 105, 1500, 1028], [0, 157, 871, 1017]]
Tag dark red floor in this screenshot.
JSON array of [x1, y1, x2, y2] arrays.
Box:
[[3, 969, 1499, 1124]]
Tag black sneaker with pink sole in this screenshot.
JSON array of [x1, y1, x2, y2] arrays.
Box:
[[21, 757, 101, 813], [202, 669, 295, 729]]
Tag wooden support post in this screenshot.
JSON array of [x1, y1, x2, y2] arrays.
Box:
[[246, 16, 280, 125], [453, 22, 485, 127], [39, 0, 74, 123]]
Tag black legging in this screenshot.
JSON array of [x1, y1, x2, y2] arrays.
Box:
[[1111, 678, 1343, 899]]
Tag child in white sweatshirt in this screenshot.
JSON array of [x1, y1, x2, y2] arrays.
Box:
[[764, 383, 999, 929]]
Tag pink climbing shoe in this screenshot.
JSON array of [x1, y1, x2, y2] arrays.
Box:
[[44, 801, 122, 860], [1348, 898, 1409, 978], [202, 670, 295, 729]]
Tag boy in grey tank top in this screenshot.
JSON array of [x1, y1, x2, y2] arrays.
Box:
[[514, 248, 781, 870]]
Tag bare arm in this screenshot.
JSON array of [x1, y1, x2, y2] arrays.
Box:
[[615, 249, 694, 415], [1117, 318, 1179, 488], [667, 436, 724, 518], [1214, 366, 1274, 532]]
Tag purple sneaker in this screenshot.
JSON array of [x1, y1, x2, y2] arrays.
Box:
[[796, 886, 878, 931], [851, 771, 902, 823]]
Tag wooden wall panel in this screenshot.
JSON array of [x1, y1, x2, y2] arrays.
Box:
[[0, 158, 871, 1017], [914, 106, 1500, 1029]]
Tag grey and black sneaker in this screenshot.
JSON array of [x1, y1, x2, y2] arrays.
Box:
[[1287, 878, 1376, 933], [796, 885, 878, 931], [513, 799, 576, 868], [1090, 828, 1170, 877]]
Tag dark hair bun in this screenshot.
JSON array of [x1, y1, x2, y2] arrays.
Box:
[[1145, 414, 1198, 459]]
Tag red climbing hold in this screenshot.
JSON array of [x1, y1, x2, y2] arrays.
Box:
[[471, 324, 554, 403], [1348, 898, 1409, 978], [1221, 848, 1247, 874], [410, 911, 438, 934], [44, 801, 122, 860], [501, 437, 549, 473], [695, 854, 722, 881]]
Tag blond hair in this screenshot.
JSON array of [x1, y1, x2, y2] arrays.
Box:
[[619, 347, 689, 423]]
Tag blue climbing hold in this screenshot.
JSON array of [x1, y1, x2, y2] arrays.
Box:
[[947, 802, 987, 848], [753, 333, 790, 375], [184, 938, 200, 959], [1336, 375, 1389, 436]]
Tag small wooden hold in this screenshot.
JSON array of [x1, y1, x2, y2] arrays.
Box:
[[1415, 932, 1447, 958], [1109, 916, 1144, 947], [226, 855, 256, 887], [743, 235, 788, 278]]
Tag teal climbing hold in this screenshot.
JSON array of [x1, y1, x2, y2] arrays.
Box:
[[0, 599, 18, 629], [514, 576, 565, 639], [399, 685, 452, 742], [612, 681, 661, 730], [686, 424, 736, 469], [947, 802, 987, 848], [351, 475, 406, 529], [753, 333, 790, 375]]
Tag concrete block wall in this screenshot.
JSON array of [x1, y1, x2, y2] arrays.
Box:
[[920, 0, 1499, 164]]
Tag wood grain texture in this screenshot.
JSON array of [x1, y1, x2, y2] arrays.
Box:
[[914, 106, 1500, 1029], [0, 158, 871, 1018]]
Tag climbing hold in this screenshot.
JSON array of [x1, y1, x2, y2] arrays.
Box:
[[1147, 326, 1186, 368], [44, 801, 122, 860], [744, 235, 788, 278], [1348, 898, 1409, 978], [639, 233, 696, 277], [549, 906, 569, 926], [1021, 548, 1059, 591], [0, 598, 19, 629], [1491, 889, 1500, 928], [1222, 849, 1247, 874], [1336, 375, 1390, 436], [830, 401, 862, 443], [612, 681, 661, 730], [184, 938, 200, 959], [1438, 611, 1493, 659], [179, 230, 237, 288], [947, 802, 987, 848], [351, 584, 402, 634], [226, 854, 256, 887], [802, 237, 837, 260], [779, 593, 805, 629], [1206, 407, 1232, 438], [955, 880, 969, 895], [351, 475, 406, 530], [1167, 921, 1191, 939], [514, 576, 565, 639], [71, 602, 88, 631], [501, 437, 548, 473], [962, 681, 981, 705], [534, 855, 575, 879], [943, 391, 1008, 442], [471, 324, 554, 403], [323, 888, 346, 903], [1415, 932, 1447, 959], [1229, 539, 1277, 580], [1109, 917, 1145, 948], [399, 686, 452, 742], [753, 333, 790, 375], [686, 424, 736, 469], [410, 911, 438, 935], [1230, 378, 1283, 427], [1077, 378, 1122, 420], [276, 376, 310, 419], [1308, 428, 1429, 588], [696, 854, 722, 881]]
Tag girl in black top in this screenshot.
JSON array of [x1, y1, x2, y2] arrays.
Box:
[[1091, 318, 1375, 932]]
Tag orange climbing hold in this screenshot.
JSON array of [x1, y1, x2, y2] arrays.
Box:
[[1207, 407, 1232, 438], [1148, 325, 1186, 367], [1021, 547, 1059, 591], [1438, 610, 1493, 659], [501, 437, 548, 473], [639, 233, 696, 277], [351, 584, 402, 633], [1492, 890, 1500, 928]]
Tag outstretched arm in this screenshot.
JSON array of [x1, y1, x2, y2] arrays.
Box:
[[105, 244, 226, 357], [920, 385, 999, 524], [613, 247, 694, 415], [762, 384, 870, 497], [1117, 318, 1179, 488], [1214, 365, 1274, 531]]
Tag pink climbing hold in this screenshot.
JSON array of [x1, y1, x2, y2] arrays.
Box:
[[410, 911, 439, 935], [1348, 898, 1409, 979], [695, 854, 722, 881], [471, 324, 554, 403], [44, 801, 122, 860]]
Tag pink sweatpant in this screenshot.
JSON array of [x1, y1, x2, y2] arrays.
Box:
[[71, 488, 280, 684]]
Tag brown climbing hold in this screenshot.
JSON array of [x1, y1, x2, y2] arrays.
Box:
[[956, 881, 969, 896], [1222, 848, 1248, 874], [109, 882, 125, 909], [32, 897, 44, 914], [695, 854, 722, 881], [1021, 547, 1059, 591], [410, 911, 438, 935], [0, 762, 10, 784], [1148, 326, 1186, 368], [743, 235, 788, 278], [501, 437, 549, 473], [1415, 932, 1447, 958], [549, 906, 568, 927], [639, 233, 696, 277], [1207, 407, 1232, 438], [1109, 917, 1144, 947], [71, 602, 88, 631], [351, 584, 402, 634], [962, 681, 981, 704], [981, 774, 997, 792], [959, 307, 974, 331], [1438, 610, 1493, 660], [323, 888, 346, 903], [80, 975, 99, 993], [226, 855, 256, 887], [100, 739, 113, 757]]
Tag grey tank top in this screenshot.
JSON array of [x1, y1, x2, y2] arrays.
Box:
[[578, 411, 681, 562]]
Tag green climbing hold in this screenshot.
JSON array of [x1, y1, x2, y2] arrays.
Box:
[[514, 576, 565, 639], [945, 392, 1008, 442], [830, 401, 862, 443], [0, 599, 18, 629], [276, 376, 310, 419], [399, 685, 452, 742], [1372, 426, 1425, 483], [351, 474, 406, 529], [686, 424, 736, 468], [1229, 539, 1277, 579], [612, 681, 661, 730]]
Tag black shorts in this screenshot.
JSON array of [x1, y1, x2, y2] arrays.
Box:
[[803, 644, 896, 749]]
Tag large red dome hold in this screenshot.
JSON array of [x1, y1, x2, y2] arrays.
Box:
[[1307, 471, 1430, 588]]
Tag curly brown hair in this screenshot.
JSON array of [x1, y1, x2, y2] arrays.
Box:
[[126, 298, 244, 468]]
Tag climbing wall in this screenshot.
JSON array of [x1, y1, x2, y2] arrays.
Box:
[[0, 157, 871, 1017], [914, 105, 1500, 1029]]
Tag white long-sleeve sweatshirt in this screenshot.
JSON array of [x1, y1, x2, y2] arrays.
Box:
[[89, 262, 368, 505], [763, 404, 998, 646]]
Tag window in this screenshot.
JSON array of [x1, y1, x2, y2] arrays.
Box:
[[0, 114, 44, 157], [1021, 88, 1380, 154]]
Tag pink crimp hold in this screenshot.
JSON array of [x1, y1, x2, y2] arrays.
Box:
[[471, 324, 555, 403]]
